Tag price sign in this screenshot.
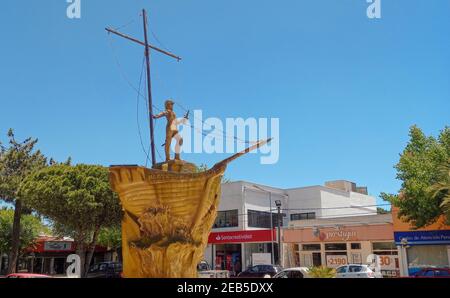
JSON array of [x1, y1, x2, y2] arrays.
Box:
[[326, 255, 348, 268]]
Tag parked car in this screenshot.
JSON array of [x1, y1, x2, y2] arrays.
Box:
[[237, 265, 282, 278], [335, 264, 382, 278], [5, 273, 52, 278], [197, 260, 230, 278], [272, 267, 310, 278], [413, 268, 450, 278], [86, 261, 122, 278]]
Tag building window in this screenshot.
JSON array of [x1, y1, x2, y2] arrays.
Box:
[[372, 242, 396, 251], [325, 243, 347, 251], [214, 210, 238, 228], [302, 244, 321, 251], [290, 212, 316, 221], [247, 210, 285, 228], [351, 243, 361, 250]]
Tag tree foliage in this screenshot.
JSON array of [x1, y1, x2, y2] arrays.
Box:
[[97, 225, 122, 251], [381, 125, 450, 228], [0, 129, 47, 202], [0, 208, 49, 254], [308, 266, 336, 278], [19, 164, 122, 275], [0, 128, 48, 273]]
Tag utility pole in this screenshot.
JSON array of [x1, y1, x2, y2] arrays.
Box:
[[275, 200, 282, 266], [106, 9, 181, 167]]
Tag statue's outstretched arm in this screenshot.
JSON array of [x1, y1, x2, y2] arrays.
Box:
[[153, 111, 167, 119]]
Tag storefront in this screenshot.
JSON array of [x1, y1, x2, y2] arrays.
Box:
[[283, 214, 400, 277], [204, 229, 277, 275], [1, 236, 110, 275], [392, 208, 450, 276]]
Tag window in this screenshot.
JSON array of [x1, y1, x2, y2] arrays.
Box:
[[247, 210, 285, 228], [214, 210, 238, 228], [325, 243, 347, 251], [349, 265, 362, 273], [424, 270, 435, 277], [336, 266, 347, 274], [351, 243, 361, 250], [289, 271, 304, 278], [436, 270, 450, 277], [372, 242, 396, 250], [277, 271, 289, 278], [290, 212, 316, 221], [302, 244, 321, 251]]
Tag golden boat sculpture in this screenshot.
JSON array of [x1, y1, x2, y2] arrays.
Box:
[[109, 139, 271, 278]]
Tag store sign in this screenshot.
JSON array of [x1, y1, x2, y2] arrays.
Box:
[[326, 255, 348, 268], [320, 228, 357, 241], [394, 230, 450, 245], [44, 241, 72, 251], [378, 255, 398, 271], [208, 230, 276, 244]]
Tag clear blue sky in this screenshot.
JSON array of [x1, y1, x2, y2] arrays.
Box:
[[1, 0, 449, 208]]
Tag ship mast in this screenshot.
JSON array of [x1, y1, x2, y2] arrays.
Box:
[[106, 9, 181, 167]]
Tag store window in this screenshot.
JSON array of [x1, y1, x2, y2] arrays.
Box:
[[302, 244, 321, 251], [407, 245, 449, 269], [372, 242, 396, 251], [290, 212, 316, 221], [325, 243, 347, 251], [214, 210, 238, 228], [351, 243, 361, 250]]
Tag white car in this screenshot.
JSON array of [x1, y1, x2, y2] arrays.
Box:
[[272, 267, 310, 278], [335, 264, 383, 278]]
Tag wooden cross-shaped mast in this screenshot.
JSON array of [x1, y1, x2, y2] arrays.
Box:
[[106, 9, 181, 167]]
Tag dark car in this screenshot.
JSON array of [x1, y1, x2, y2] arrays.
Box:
[[413, 268, 450, 278], [86, 262, 122, 278], [237, 265, 282, 278]]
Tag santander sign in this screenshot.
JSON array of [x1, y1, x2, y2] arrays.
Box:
[[209, 230, 276, 244]]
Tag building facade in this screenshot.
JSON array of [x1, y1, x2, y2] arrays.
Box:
[[203, 179, 379, 274], [392, 208, 450, 277], [283, 214, 399, 277]]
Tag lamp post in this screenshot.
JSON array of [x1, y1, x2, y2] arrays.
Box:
[[275, 200, 282, 266]]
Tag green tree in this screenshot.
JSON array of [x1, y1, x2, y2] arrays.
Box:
[[0, 209, 49, 256], [0, 129, 47, 273], [97, 226, 122, 262], [20, 164, 122, 277], [381, 125, 450, 228], [377, 208, 390, 214], [428, 159, 450, 220]]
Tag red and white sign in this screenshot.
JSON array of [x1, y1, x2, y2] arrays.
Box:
[[208, 229, 276, 244]]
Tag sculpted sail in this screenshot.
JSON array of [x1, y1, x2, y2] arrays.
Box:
[[109, 139, 271, 278]]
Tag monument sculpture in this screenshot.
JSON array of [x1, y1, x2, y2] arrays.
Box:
[[107, 9, 271, 278]]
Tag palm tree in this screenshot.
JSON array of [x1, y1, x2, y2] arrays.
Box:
[[308, 266, 336, 278]]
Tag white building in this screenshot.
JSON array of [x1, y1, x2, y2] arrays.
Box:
[[204, 180, 377, 274]]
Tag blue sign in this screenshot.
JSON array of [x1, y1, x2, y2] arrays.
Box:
[[394, 230, 450, 245]]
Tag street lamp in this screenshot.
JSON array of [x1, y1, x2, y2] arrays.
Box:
[[275, 200, 282, 266]]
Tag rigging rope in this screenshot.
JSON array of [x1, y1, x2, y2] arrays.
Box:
[[108, 28, 262, 163]]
